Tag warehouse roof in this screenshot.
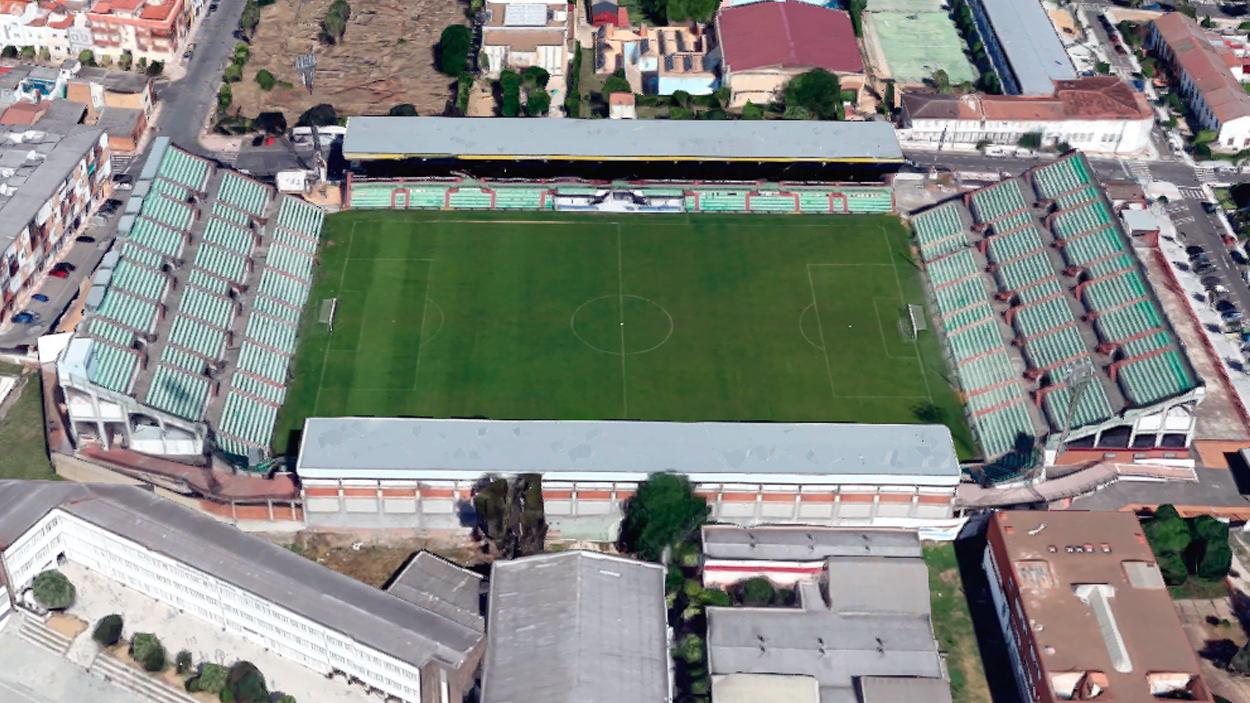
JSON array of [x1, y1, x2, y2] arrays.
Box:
[[0, 481, 485, 670], [386, 551, 485, 632], [296, 418, 960, 482], [342, 116, 903, 162], [977, 0, 1076, 95], [715, 2, 864, 74], [483, 551, 668, 703], [701, 525, 923, 561]]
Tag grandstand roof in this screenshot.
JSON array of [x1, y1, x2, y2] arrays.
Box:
[[61, 140, 327, 459], [341, 117, 903, 162], [297, 418, 960, 484], [911, 154, 1202, 463]]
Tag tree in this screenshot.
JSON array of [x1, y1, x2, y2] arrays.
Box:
[[1018, 132, 1043, 150], [19, 46, 33, 59], [499, 69, 521, 116], [254, 111, 287, 135], [322, 1, 349, 44], [785, 68, 840, 120], [78, 49, 95, 66], [297, 103, 337, 127], [118, 51, 132, 71], [526, 88, 550, 116], [673, 634, 704, 665], [276, 697, 297, 703], [671, 90, 691, 108], [848, 0, 867, 37], [621, 473, 708, 562], [439, 25, 472, 76], [147, 60, 163, 77], [474, 474, 547, 557], [1144, 505, 1192, 554], [1201, 14, 1215, 28], [234, 43, 250, 65], [741, 101, 764, 120], [1196, 539, 1232, 580], [224, 64, 242, 82], [740, 576, 776, 606], [38, 47, 49, 61], [255, 69, 275, 91], [980, 71, 1000, 94], [226, 661, 269, 703], [217, 84, 232, 113], [932, 69, 951, 94], [92, 614, 123, 647], [130, 633, 166, 672], [1195, 129, 1218, 145], [175, 650, 193, 674], [524, 65, 549, 89], [32, 570, 75, 610], [1157, 551, 1188, 586], [0, 46, 14, 59], [240, 0, 261, 34], [195, 663, 228, 694], [669, 106, 695, 119], [137, 56, 147, 72], [1095, 61, 1110, 75], [602, 74, 631, 103], [388, 103, 418, 116]]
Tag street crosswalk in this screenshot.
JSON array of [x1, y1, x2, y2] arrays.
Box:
[[1194, 166, 1217, 183], [1179, 187, 1207, 200], [1123, 160, 1152, 180]]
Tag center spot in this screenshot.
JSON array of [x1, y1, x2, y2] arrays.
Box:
[[571, 295, 674, 356]]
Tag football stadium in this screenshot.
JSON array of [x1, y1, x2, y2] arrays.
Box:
[[271, 210, 974, 457]]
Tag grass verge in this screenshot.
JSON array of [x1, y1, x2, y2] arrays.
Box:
[[0, 373, 57, 480], [924, 543, 991, 703]]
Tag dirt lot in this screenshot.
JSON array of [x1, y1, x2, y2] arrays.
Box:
[[1174, 596, 1250, 703], [270, 531, 488, 588], [232, 0, 468, 122]]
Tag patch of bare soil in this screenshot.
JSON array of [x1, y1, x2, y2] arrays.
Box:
[[233, 0, 468, 122], [46, 612, 87, 638], [275, 530, 487, 588]]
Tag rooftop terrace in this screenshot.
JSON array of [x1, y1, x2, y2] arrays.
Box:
[[911, 152, 1202, 463], [73, 139, 326, 459]]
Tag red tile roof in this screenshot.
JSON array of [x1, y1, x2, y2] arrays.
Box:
[[902, 77, 1153, 122], [1153, 12, 1250, 125], [715, 2, 863, 74], [0, 101, 46, 125]]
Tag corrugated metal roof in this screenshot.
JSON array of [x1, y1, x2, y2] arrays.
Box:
[[979, 0, 1076, 95], [386, 551, 485, 632], [296, 418, 960, 482], [701, 525, 923, 561], [342, 116, 904, 162], [716, 3, 863, 74], [0, 481, 484, 670], [483, 551, 668, 703]]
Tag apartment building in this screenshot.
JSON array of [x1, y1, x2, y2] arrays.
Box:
[[296, 418, 964, 539], [984, 511, 1210, 703], [87, 0, 191, 65], [595, 23, 718, 95], [1150, 12, 1250, 151], [0, 481, 487, 703], [0, 122, 109, 324]]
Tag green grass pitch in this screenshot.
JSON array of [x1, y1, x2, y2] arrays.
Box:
[[273, 211, 975, 457]]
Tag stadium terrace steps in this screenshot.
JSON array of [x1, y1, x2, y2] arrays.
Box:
[[156, 147, 213, 192], [216, 171, 271, 217], [914, 153, 1199, 464], [144, 364, 211, 422], [86, 340, 140, 394]]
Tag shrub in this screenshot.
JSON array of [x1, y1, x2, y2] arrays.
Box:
[[1017, 132, 1042, 150], [175, 650, 193, 674], [198, 663, 228, 695], [92, 614, 123, 647], [456, 72, 472, 115], [254, 111, 287, 135], [323, 0, 350, 43], [19, 46, 33, 59], [78, 49, 95, 66], [671, 90, 691, 107], [255, 69, 275, 91], [233, 43, 250, 65], [241, 0, 260, 33], [388, 103, 418, 116], [1233, 642, 1250, 675], [275, 697, 296, 703], [130, 633, 166, 672], [782, 105, 810, 120], [226, 661, 269, 703], [439, 25, 471, 76], [224, 64, 242, 82], [1157, 551, 1188, 586], [602, 75, 630, 103], [217, 84, 232, 112], [32, 570, 75, 610], [118, 52, 132, 71], [674, 634, 704, 665], [220, 687, 235, 703], [38, 47, 49, 61], [147, 60, 164, 77], [741, 101, 763, 119]]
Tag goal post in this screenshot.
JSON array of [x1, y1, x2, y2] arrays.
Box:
[[318, 298, 338, 333], [899, 304, 927, 341]]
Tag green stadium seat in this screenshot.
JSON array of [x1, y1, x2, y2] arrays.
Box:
[[168, 315, 225, 359], [144, 364, 210, 421], [217, 172, 270, 217], [111, 259, 168, 302], [86, 340, 139, 393], [96, 288, 158, 333], [180, 286, 235, 330], [156, 147, 212, 191]]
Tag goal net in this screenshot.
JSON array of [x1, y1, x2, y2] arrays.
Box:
[[318, 298, 338, 333]]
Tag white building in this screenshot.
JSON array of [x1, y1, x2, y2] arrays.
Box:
[[1150, 12, 1250, 152], [480, 0, 570, 77], [296, 418, 965, 540], [898, 77, 1154, 156], [0, 481, 486, 703]]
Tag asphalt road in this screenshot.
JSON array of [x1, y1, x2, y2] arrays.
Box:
[[153, 0, 250, 156]]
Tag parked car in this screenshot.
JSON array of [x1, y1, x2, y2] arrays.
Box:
[[1191, 254, 1211, 265], [1223, 310, 1244, 322], [31, 294, 48, 302], [1233, 250, 1250, 266], [1195, 262, 1218, 275], [12, 312, 36, 324], [52, 262, 75, 273], [1115, 44, 1128, 56], [1190, 245, 1209, 256], [1203, 201, 1219, 214], [48, 269, 69, 279], [112, 173, 133, 190], [1202, 274, 1223, 287], [1216, 300, 1238, 312], [75, 235, 95, 244]]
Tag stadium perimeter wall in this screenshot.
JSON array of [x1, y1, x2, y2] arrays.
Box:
[[345, 176, 895, 214]]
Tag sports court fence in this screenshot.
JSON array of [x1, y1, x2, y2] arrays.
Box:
[[345, 175, 895, 215]]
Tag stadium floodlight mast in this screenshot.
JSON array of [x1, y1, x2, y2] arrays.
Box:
[[1042, 356, 1096, 482], [295, 53, 317, 94]]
